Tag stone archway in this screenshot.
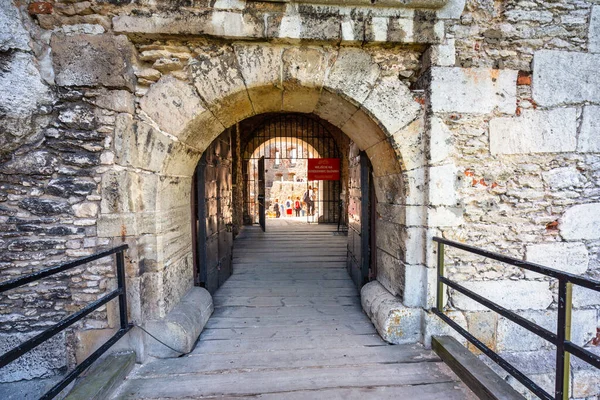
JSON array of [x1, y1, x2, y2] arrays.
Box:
[[100, 44, 430, 352]]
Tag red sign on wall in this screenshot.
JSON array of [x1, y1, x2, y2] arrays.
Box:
[[307, 158, 340, 181]]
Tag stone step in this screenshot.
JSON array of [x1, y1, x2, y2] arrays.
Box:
[[204, 314, 370, 329]]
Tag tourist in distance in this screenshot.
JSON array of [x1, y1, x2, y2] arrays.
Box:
[[294, 197, 302, 217], [285, 196, 293, 217]]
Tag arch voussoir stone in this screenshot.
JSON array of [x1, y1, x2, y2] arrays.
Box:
[[234, 44, 284, 114], [323, 47, 381, 106], [190, 49, 254, 127], [281, 47, 337, 113]]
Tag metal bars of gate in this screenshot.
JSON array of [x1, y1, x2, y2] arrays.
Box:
[[432, 237, 600, 400], [241, 114, 342, 224], [0, 245, 132, 399]]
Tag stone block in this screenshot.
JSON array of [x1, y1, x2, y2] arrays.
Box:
[[427, 206, 463, 227], [91, 89, 135, 114], [191, 51, 253, 126], [542, 167, 585, 189], [560, 203, 600, 240], [114, 114, 171, 172], [404, 226, 425, 265], [429, 164, 457, 206], [425, 39, 456, 67], [0, 332, 66, 382], [375, 219, 404, 260], [451, 280, 553, 311], [390, 118, 426, 172], [403, 263, 427, 308], [405, 167, 426, 205], [139, 76, 205, 139], [362, 76, 421, 136], [0, 52, 53, 156], [496, 309, 596, 352], [429, 116, 452, 164], [144, 287, 213, 358], [51, 34, 136, 90], [234, 44, 283, 113], [525, 242, 588, 277], [578, 106, 600, 153], [314, 89, 357, 129], [573, 368, 600, 399], [113, 13, 263, 39], [341, 108, 387, 150], [366, 140, 402, 177], [466, 311, 497, 353], [572, 285, 600, 308], [0, 0, 30, 51], [422, 310, 467, 348], [532, 50, 600, 106], [437, 0, 466, 19], [489, 108, 577, 154], [430, 67, 517, 114], [376, 250, 405, 297], [361, 281, 423, 344], [325, 47, 380, 105], [590, 6, 600, 53]]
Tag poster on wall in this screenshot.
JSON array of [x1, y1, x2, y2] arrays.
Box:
[[307, 158, 340, 181]]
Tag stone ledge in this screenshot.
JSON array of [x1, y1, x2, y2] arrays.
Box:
[[361, 280, 422, 344], [113, 9, 444, 44], [143, 287, 213, 358], [432, 336, 525, 400], [64, 351, 135, 400]]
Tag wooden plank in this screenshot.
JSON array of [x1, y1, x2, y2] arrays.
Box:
[[117, 362, 461, 398], [212, 287, 358, 297], [232, 382, 477, 400], [199, 323, 376, 340], [432, 336, 525, 400], [204, 315, 372, 329], [211, 305, 364, 318], [189, 334, 388, 354], [134, 345, 440, 377], [213, 295, 360, 307]]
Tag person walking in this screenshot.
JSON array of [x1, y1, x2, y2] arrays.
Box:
[[285, 196, 293, 217], [294, 197, 301, 217], [273, 199, 281, 218], [303, 186, 314, 216]]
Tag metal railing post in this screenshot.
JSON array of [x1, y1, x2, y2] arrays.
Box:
[[437, 241, 445, 311], [555, 279, 573, 400], [116, 249, 129, 330]]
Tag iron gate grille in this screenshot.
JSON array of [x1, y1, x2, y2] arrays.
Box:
[[242, 114, 342, 225]]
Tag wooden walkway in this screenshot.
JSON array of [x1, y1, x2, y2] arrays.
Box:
[[114, 220, 474, 399]]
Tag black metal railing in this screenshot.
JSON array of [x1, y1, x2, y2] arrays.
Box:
[[0, 245, 131, 399], [432, 237, 600, 400]]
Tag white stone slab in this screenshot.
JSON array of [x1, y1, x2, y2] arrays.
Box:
[[578, 106, 600, 153], [430, 67, 517, 114], [452, 280, 553, 311], [542, 167, 585, 189], [430, 116, 452, 163], [525, 242, 589, 277], [429, 164, 457, 206], [560, 203, 600, 240], [497, 309, 596, 352], [0, 0, 30, 51], [533, 50, 600, 106], [489, 108, 577, 154], [589, 6, 600, 53]]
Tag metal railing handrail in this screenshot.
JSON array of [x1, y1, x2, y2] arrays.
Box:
[[0, 244, 132, 399], [432, 236, 600, 400]]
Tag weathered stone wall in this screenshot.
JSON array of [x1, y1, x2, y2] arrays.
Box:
[[3, 0, 600, 396], [419, 1, 600, 396]]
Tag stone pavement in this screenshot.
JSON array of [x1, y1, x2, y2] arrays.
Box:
[[113, 221, 475, 399]]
